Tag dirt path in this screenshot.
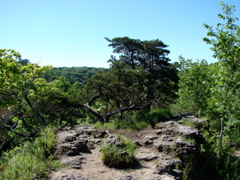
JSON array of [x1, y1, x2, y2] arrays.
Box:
[[48, 121, 196, 180], [49, 148, 174, 180]]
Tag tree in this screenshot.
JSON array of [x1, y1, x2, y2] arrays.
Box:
[[0, 49, 51, 139], [0, 49, 84, 144], [83, 37, 179, 123], [203, 1, 240, 147], [175, 56, 211, 116]]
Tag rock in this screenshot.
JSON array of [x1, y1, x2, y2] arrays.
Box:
[[87, 140, 95, 149], [134, 140, 142, 147], [145, 135, 159, 140], [155, 121, 203, 146], [154, 140, 174, 153], [156, 129, 175, 136], [73, 139, 91, 153], [61, 127, 72, 131], [155, 121, 176, 130], [65, 136, 77, 142], [137, 155, 159, 161], [93, 130, 108, 138], [156, 121, 200, 138], [154, 158, 182, 175], [57, 144, 79, 156], [91, 138, 102, 144], [191, 117, 205, 127], [155, 136, 197, 156], [118, 175, 139, 180], [57, 138, 91, 156], [175, 137, 196, 156], [143, 135, 158, 146], [65, 147, 79, 156], [170, 169, 183, 179], [149, 177, 162, 180], [104, 135, 123, 147], [143, 139, 153, 146], [162, 136, 174, 142], [56, 175, 89, 180], [63, 156, 85, 169], [150, 175, 177, 180], [75, 126, 97, 136]]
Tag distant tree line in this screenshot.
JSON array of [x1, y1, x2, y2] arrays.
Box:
[[42, 66, 108, 84]]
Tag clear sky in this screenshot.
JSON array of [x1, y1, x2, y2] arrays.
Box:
[[1, 0, 239, 68]]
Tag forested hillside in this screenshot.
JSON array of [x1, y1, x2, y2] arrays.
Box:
[[42, 66, 108, 84], [0, 2, 239, 180]]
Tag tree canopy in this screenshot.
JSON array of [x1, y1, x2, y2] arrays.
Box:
[[83, 37, 179, 123]]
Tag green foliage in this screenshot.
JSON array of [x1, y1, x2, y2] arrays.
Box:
[[100, 135, 137, 168], [174, 2, 240, 179], [93, 115, 149, 131], [202, 1, 240, 148], [0, 127, 60, 180], [0, 49, 53, 140], [172, 57, 211, 116], [145, 109, 171, 122], [42, 66, 108, 84], [175, 1, 239, 148], [182, 136, 240, 180], [93, 109, 171, 131], [113, 118, 150, 131], [0, 49, 86, 144], [83, 37, 178, 123], [179, 118, 197, 128]]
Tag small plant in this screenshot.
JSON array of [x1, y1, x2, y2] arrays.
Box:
[[100, 135, 138, 168]]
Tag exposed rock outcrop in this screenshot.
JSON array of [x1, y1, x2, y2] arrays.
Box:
[[51, 116, 205, 180]]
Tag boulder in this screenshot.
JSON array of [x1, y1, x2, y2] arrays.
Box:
[[156, 121, 200, 139]]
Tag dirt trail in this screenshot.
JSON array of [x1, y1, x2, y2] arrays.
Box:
[[49, 147, 170, 180], [48, 119, 200, 180]]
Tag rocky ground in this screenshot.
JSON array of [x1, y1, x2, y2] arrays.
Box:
[[48, 116, 205, 180]]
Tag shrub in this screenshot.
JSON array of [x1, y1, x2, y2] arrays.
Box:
[[144, 109, 172, 128], [100, 135, 137, 168], [0, 127, 60, 180]]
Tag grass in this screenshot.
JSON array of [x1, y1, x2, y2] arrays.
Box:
[[0, 127, 60, 180], [179, 118, 196, 128], [100, 135, 138, 168], [94, 109, 172, 131]]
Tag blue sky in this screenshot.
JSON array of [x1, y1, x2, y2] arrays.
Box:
[[1, 0, 239, 68]]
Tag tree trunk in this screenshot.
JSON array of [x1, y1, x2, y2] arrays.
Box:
[[84, 103, 105, 123]]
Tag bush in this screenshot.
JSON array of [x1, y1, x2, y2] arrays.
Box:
[[100, 135, 137, 168], [0, 127, 60, 180], [144, 109, 172, 128]]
